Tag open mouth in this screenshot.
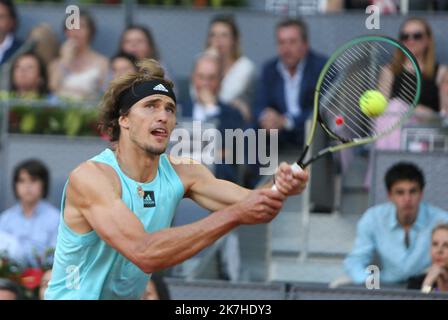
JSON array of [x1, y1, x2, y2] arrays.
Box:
[[151, 128, 168, 138]]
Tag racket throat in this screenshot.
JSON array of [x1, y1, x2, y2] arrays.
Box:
[[299, 147, 331, 168]]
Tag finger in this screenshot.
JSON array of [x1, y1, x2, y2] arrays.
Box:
[[261, 194, 284, 210], [274, 177, 292, 194], [275, 184, 290, 195], [262, 189, 286, 201], [292, 168, 309, 184], [278, 162, 292, 175]]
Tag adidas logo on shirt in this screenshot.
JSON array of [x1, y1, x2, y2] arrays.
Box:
[[153, 84, 169, 93], [143, 191, 156, 208]]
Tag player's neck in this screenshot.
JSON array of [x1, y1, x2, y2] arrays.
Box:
[[114, 142, 159, 183]]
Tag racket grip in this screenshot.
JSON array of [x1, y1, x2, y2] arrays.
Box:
[[271, 162, 304, 191], [290, 162, 304, 173]]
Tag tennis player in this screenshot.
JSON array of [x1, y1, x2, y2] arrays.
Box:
[[45, 59, 308, 300]]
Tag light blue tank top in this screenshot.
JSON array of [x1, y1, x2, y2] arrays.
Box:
[[45, 148, 184, 300]]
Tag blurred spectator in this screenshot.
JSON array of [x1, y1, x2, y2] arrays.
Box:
[[365, 17, 448, 189], [205, 15, 256, 123], [0, 159, 59, 267], [27, 23, 60, 67], [48, 9, 109, 101], [141, 274, 170, 300], [345, 162, 448, 285], [119, 25, 159, 62], [110, 52, 137, 80], [183, 50, 244, 182], [118, 25, 174, 83], [380, 17, 448, 116], [38, 269, 51, 300], [10, 52, 52, 100], [0, 0, 22, 65], [0, 278, 21, 300], [408, 224, 448, 293], [180, 51, 243, 281], [254, 18, 326, 149]]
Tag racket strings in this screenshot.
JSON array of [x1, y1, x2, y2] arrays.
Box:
[[322, 54, 380, 138], [318, 39, 419, 141], [320, 75, 377, 138]]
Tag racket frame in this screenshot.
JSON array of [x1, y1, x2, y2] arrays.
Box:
[[297, 35, 422, 168]]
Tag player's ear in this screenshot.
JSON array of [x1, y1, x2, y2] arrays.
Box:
[[118, 115, 130, 129]]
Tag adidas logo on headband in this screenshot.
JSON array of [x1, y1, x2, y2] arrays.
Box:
[[153, 84, 169, 93], [118, 80, 177, 113]]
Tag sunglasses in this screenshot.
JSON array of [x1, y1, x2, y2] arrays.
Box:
[[399, 32, 425, 42]]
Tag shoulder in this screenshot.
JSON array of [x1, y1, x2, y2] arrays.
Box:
[[0, 204, 21, 221], [261, 57, 280, 74], [67, 160, 121, 200], [37, 201, 60, 226], [307, 50, 327, 68], [39, 201, 60, 215], [91, 51, 109, 67], [423, 202, 448, 220], [235, 56, 256, 72], [360, 203, 392, 224]]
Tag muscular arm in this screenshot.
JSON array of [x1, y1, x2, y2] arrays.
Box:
[[172, 158, 251, 211], [65, 162, 282, 274], [171, 157, 308, 212]]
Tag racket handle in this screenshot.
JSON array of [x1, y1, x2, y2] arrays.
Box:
[[291, 162, 304, 173], [271, 162, 304, 191]]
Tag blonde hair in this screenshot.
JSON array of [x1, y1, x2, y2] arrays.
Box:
[[99, 59, 174, 142], [392, 17, 436, 79], [432, 223, 448, 236], [27, 23, 60, 66]]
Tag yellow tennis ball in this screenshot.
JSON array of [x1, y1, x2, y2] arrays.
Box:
[[359, 90, 387, 117]]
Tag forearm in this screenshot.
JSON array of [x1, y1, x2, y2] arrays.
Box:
[[136, 205, 241, 273], [190, 179, 251, 211], [344, 256, 369, 284]]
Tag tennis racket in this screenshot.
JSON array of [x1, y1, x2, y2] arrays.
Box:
[[273, 35, 421, 190]]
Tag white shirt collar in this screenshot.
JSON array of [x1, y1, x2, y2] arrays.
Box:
[[277, 58, 307, 80]]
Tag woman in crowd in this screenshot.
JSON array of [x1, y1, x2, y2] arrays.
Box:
[[379, 17, 448, 116], [0, 159, 59, 267], [205, 15, 256, 123], [118, 25, 159, 62], [118, 25, 174, 83], [408, 224, 448, 293], [48, 10, 109, 101], [110, 52, 138, 80], [10, 52, 51, 100]]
